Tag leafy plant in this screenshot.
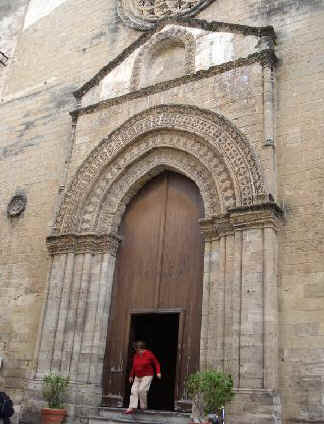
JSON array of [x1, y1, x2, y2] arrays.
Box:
[[186, 370, 235, 416], [42, 373, 70, 409]]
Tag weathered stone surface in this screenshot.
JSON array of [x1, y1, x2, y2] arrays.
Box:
[[0, 1, 324, 424]]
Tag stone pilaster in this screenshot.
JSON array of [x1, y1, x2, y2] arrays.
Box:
[[199, 203, 283, 393], [230, 202, 283, 391], [35, 232, 122, 381], [90, 253, 116, 385], [36, 254, 67, 375]]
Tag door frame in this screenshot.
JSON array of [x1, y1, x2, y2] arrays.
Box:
[[124, 308, 186, 410]]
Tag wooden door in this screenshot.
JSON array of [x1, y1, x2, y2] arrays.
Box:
[[103, 171, 204, 410]]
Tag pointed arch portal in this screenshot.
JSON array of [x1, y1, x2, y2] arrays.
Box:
[[104, 171, 204, 410], [37, 104, 283, 417]]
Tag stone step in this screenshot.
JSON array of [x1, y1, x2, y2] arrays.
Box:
[[89, 408, 191, 424]]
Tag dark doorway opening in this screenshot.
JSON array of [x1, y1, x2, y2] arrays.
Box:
[[124, 313, 179, 411]]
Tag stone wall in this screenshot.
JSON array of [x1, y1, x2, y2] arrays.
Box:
[[0, 1, 323, 423]]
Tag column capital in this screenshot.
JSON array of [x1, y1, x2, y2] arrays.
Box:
[[229, 202, 284, 231], [46, 232, 122, 256], [199, 215, 234, 240], [200, 202, 284, 237]]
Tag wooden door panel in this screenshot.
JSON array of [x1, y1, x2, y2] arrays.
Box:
[[103, 175, 165, 402], [103, 171, 204, 408], [118, 175, 165, 309], [160, 173, 204, 400], [160, 173, 204, 307]]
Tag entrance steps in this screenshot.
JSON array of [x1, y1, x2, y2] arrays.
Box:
[[89, 408, 191, 424]]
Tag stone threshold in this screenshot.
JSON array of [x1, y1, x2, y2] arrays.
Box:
[[89, 407, 191, 424]]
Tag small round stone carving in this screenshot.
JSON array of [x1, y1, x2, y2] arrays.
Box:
[[7, 194, 27, 217], [117, 0, 214, 30]]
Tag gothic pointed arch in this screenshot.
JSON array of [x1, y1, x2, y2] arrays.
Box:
[[55, 105, 266, 235]]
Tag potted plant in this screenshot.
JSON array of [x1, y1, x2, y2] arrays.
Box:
[[41, 372, 69, 424], [186, 369, 235, 424]]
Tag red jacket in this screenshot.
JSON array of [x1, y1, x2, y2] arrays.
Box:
[[130, 350, 161, 378]]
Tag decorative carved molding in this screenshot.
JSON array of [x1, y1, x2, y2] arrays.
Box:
[[131, 25, 196, 90], [117, 0, 214, 31], [73, 50, 277, 117], [56, 105, 265, 234], [200, 202, 283, 238], [46, 233, 122, 256], [229, 202, 284, 231], [73, 19, 275, 100], [78, 131, 235, 233], [200, 215, 234, 240], [7, 193, 27, 217]]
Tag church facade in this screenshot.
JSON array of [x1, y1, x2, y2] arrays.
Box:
[[1, 1, 324, 423]]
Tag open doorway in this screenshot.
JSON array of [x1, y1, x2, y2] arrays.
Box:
[[124, 312, 180, 411]]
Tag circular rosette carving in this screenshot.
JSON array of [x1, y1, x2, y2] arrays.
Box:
[[117, 0, 214, 30], [7, 193, 27, 217]]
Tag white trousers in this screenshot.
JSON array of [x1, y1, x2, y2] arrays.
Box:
[[129, 375, 153, 409]]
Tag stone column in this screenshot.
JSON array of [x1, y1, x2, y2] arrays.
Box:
[[231, 229, 242, 387], [199, 217, 235, 372], [240, 227, 264, 388], [230, 202, 283, 390], [36, 232, 121, 384], [224, 232, 234, 376], [262, 48, 278, 200], [52, 251, 75, 372], [89, 252, 116, 385], [69, 251, 92, 380], [263, 225, 279, 391], [36, 235, 76, 376], [199, 222, 212, 370]]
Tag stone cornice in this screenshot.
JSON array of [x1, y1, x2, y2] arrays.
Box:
[[74, 18, 275, 100], [200, 202, 284, 238], [46, 233, 122, 256], [71, 49, 277, 119]]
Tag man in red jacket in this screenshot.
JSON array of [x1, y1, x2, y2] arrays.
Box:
[[125, 341, 161, 414]]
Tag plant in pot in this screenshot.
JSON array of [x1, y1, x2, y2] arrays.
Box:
[[41, 373, 69, 424], [186, 369, 235, 424]]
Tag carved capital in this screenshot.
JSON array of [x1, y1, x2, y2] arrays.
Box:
[[259, 49, 278, 69], [46, 234, 76, 255], [255, 36, 275, 52], [200, 215, 233, 240], [46, 233, 122, 256], [199, 218, 215, 240], [214, 215, 234, 238], [229, 202, 284, 231], [95, 233, 123, 256]]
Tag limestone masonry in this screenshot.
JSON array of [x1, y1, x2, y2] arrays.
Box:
[[0, 1, 324, 423]]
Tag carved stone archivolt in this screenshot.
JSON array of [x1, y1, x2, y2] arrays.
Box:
[[78, 131, 236, 233], [131, 25, 196, 90], [55, 105, 266, 235], [117, 0, 214, 31], [81, 146, 222, 233]]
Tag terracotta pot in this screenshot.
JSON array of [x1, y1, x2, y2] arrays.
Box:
[[41, 408, 66, 424]]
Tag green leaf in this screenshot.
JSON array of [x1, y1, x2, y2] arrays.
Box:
[[185, 369, 235, 415], [42, 372, 70, 409]]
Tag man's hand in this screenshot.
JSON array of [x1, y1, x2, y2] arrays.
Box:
[[157, 373, 162, 379], [129, 377, 134, 383]]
